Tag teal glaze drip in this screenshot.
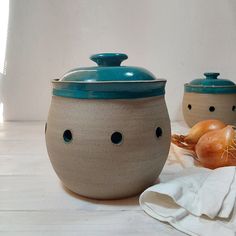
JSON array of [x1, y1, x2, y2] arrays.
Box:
[[53, 88, 165, 99], [52, 80, 166, 99], [185, 85, 236, 94]]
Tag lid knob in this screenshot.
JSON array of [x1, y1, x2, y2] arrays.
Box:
[[90, 53, 128, 67], [204, 72, 220, 80]]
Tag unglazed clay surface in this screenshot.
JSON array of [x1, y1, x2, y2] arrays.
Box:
[[183, 93, 236, 127], [46, 96, 171, 199]]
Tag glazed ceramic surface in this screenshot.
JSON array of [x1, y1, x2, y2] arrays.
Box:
[[183, 73, 236, 127], [45, 53, 171, 199]]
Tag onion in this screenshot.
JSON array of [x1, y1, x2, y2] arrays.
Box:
[[184, 119, 226, 144], [172, 119, 226, 151], [195, 126, 236, 169]]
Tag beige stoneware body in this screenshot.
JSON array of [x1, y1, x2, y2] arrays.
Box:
[[183, 92, 236, 127], [46, 96, 171, 199]]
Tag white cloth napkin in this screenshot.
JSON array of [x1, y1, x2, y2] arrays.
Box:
[[139, 166, 236, 236]]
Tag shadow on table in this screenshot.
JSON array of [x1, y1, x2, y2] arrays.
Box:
[[61, 183, 141, 206]]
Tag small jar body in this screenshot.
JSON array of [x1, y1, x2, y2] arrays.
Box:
[[183, 92, 236, 127], [45, 95, 171, 199]]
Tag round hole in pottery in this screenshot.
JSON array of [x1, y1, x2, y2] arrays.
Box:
[[63, 130, 73, 143], [232, 105, 236, 112], [156, 127, 163, 138], [45, 123, 47, 134], [187, 104, 192, 110], [209, 106, 215, 112], [111, 131, 123, 145]]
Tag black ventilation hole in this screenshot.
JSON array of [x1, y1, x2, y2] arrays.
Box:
[[156, 127, 163, 138], [111, 132, 123, 145], [209, 106, 215, 112], [63, 130, 72, 143], [45, 123, 47, 134], [188, 104, 192, 110], [232, 106, 236, 112]]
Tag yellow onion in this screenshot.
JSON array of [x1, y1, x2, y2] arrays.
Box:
[[195, 126, 236, 169], [172, 119, 226, 151], [184, 119, 226, 144]]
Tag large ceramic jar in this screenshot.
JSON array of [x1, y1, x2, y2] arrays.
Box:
[[45, 53, 171, 199], [183, 72, 236, 127]]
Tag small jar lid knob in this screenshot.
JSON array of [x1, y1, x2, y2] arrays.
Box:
[[90, 53, 128, 67], [204, 72, 220, 80]]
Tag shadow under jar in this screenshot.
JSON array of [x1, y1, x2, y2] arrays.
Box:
[[183, 72, 236, 127], [45, 53, 171, 200]]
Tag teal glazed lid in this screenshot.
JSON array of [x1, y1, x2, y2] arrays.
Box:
[[185, 72, 236, 94], [52, 53, 166, 99]]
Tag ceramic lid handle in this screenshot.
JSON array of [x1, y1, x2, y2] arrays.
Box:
[[204, 72, 220, 80], [90, 53, 128, 67]]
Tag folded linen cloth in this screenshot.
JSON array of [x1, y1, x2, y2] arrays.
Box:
[[139, 166, 236, 236]]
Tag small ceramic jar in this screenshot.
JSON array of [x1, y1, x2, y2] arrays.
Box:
[[183, 72, 236, 127], [45, 53, 171, 199]]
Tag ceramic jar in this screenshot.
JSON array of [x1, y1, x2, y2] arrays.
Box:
[[45, 53, 171, 199], [183, 72, 236, 127]]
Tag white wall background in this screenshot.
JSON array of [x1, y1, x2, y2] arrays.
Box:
[[2, 0, 236, 121]]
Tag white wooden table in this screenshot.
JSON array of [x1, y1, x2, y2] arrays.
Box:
[[0, 121, 189, 236]]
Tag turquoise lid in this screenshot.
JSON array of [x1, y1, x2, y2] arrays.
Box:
[[53, 53, 166, 99], [185, 73, 236, 94]]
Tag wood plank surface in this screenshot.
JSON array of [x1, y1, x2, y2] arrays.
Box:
[[0, 122, 186, 235]]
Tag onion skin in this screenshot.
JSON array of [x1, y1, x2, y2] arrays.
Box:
[[184, 119, 226, 144], [171, 119, 226, 151], [195, 126, 236, 169]]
